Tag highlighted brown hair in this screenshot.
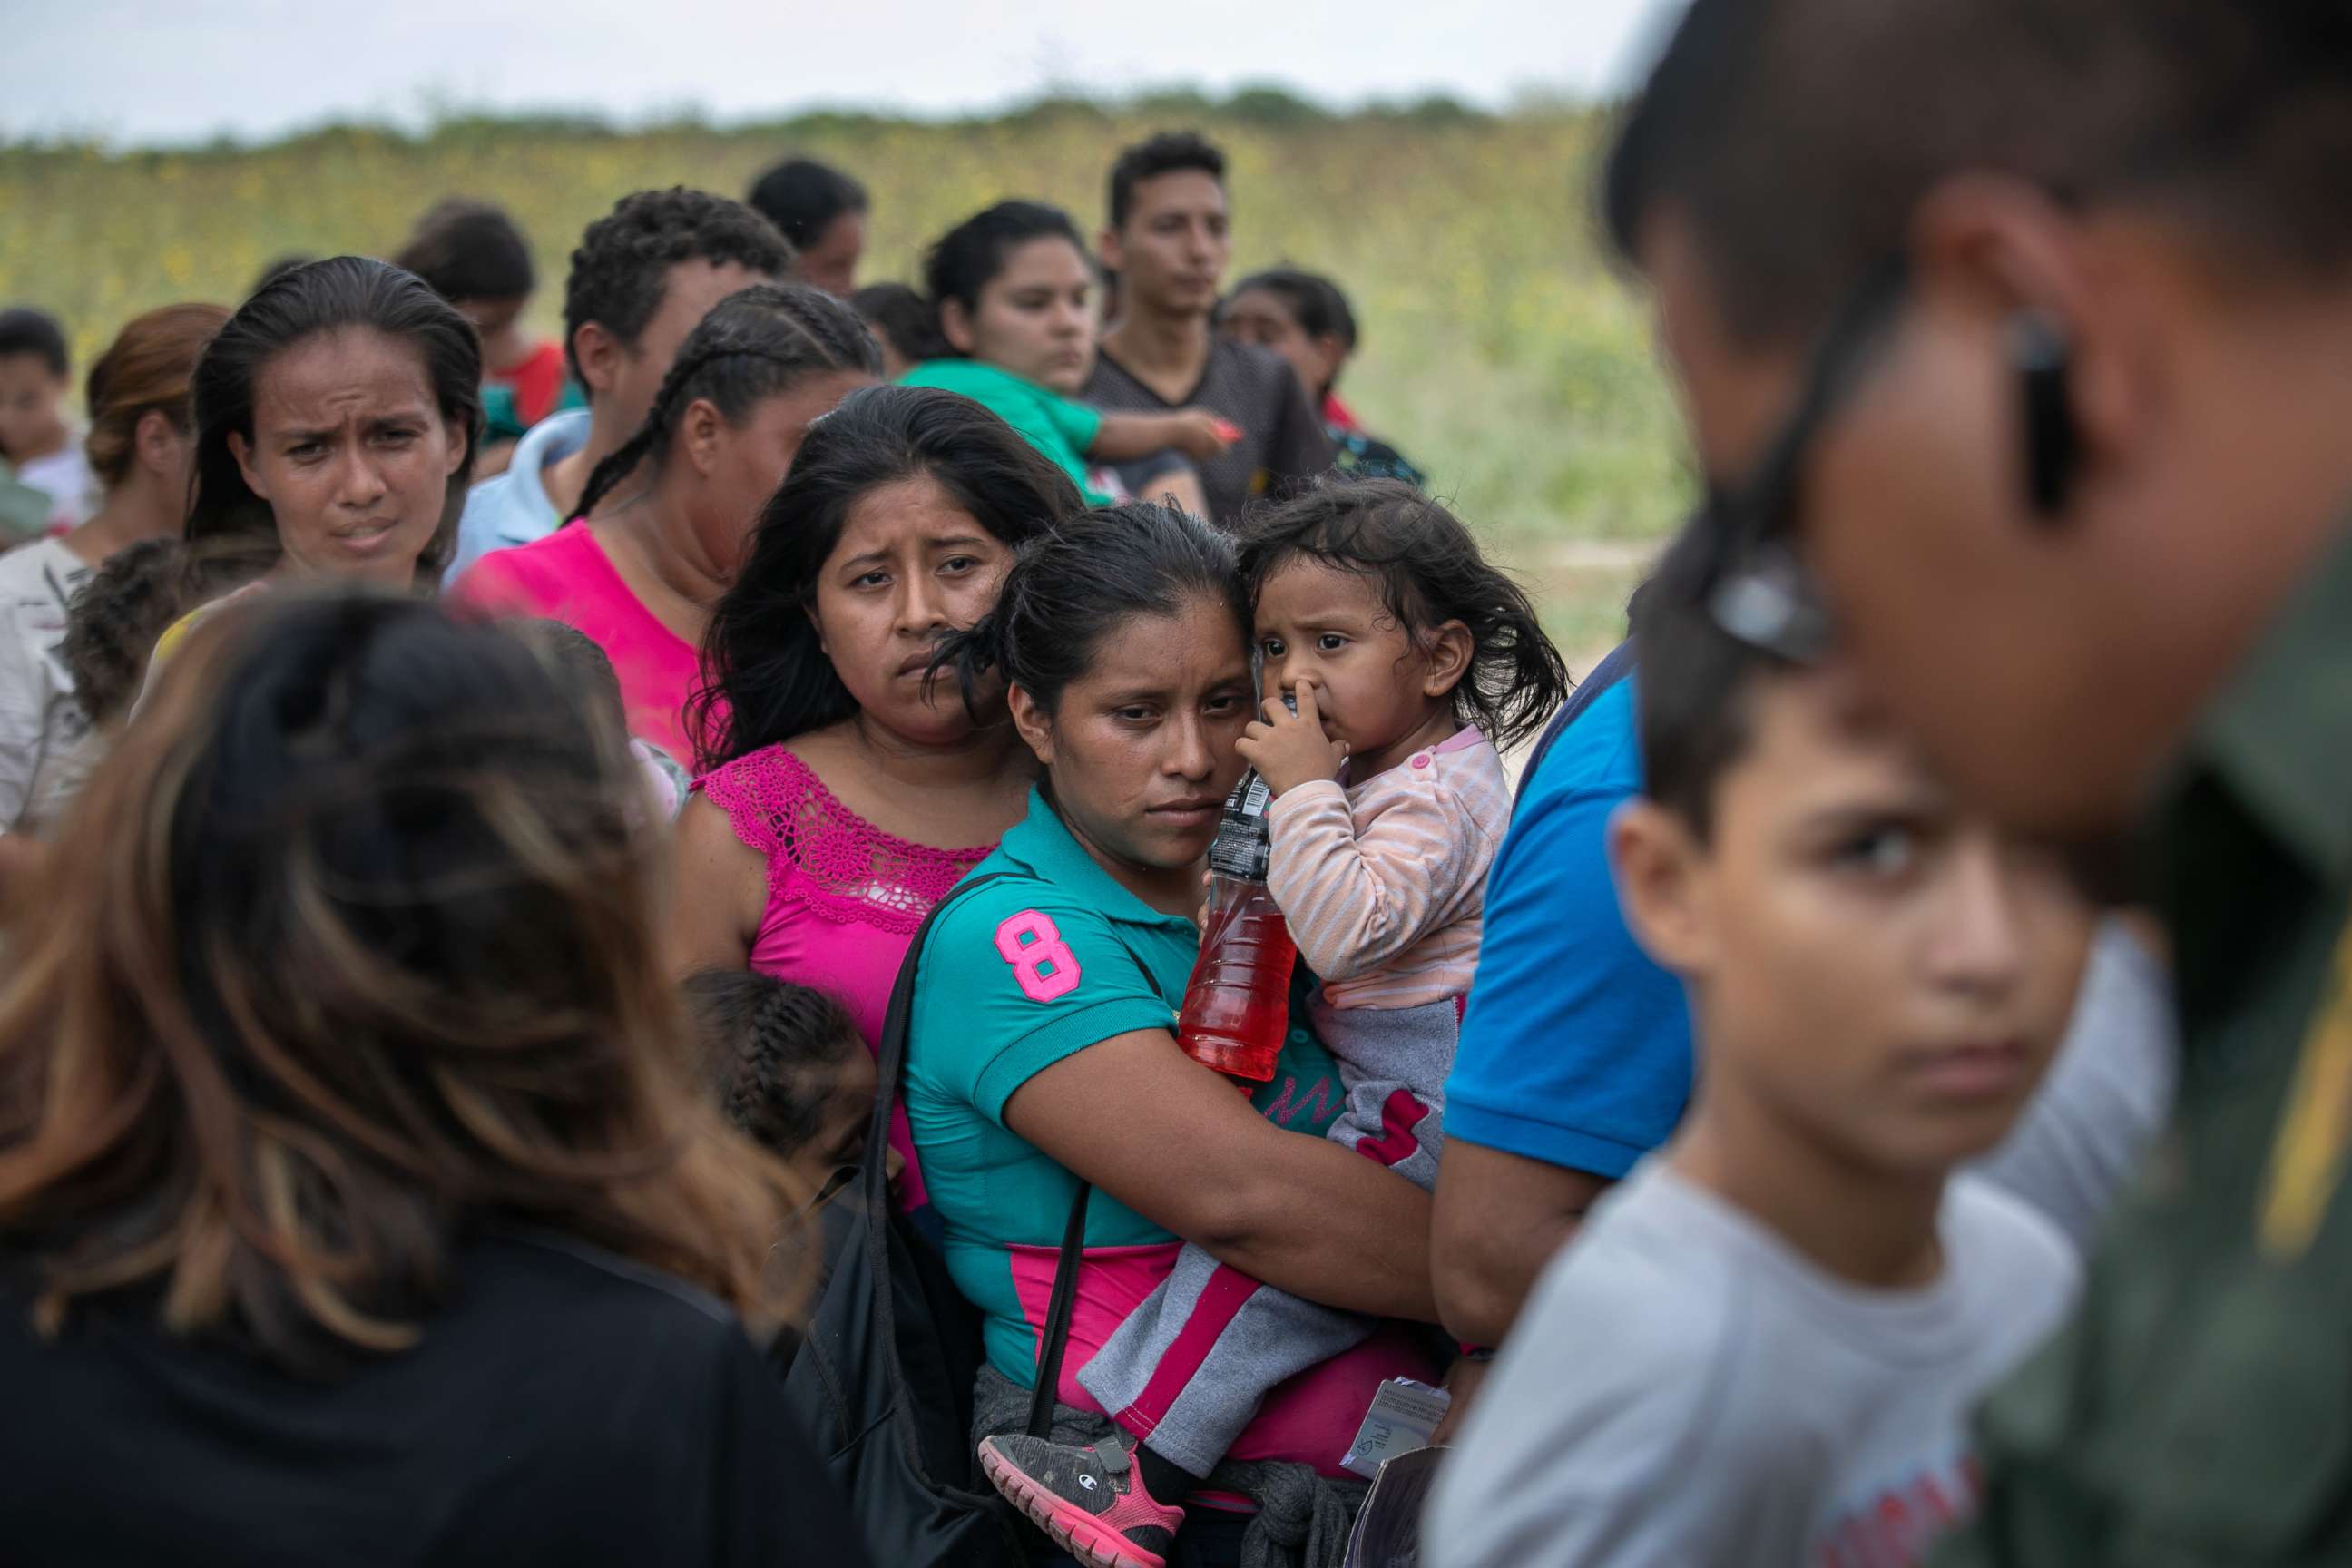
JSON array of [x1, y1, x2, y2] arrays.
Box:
[[0, 589, 800, 1368], [82, 302, 231, 493]]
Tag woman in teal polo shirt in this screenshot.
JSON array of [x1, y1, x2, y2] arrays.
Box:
[[905, 504, 1439, 1568]]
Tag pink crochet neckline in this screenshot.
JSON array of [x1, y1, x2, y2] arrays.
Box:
[[699, 744, 995, 935]]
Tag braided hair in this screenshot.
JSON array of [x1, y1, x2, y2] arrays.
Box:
[[681, 971, 862, 1160], [573, 281, 880, 521]]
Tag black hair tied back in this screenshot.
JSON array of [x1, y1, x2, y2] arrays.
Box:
[[931, 501, 1248, 720]]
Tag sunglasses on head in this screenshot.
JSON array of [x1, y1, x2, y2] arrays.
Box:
[[1689, 250, 2082, 664], [1692, 252, 1913, 663]]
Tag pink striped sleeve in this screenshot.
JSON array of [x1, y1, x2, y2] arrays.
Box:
[[1264, 769, 1487, 985]]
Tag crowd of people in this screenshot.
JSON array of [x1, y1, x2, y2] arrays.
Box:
[[0, 2, 2344, 1563]]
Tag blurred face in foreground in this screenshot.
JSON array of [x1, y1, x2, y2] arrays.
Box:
[[1614, 661, 2092, 1178], [1642, 204, 2288, 843]]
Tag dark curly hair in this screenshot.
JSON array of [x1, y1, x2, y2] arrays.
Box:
[[1108, 131, 1227, 230], [1234, 479, 1569, 750], [561, 187, 793, 391], [681, 970, 861, 1160], [573, 281, 880, 521], [62, 538, 196, 728]]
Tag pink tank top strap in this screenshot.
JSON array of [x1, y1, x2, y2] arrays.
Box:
[[695, 744, 995, 935]]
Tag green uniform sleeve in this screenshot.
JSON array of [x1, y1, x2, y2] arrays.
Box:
[[913, 882, 1178, 1128]]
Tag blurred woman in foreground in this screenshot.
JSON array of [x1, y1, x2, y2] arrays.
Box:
[[0, 591, 865, 1567]]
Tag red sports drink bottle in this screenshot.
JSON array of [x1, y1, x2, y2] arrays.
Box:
[[1178, 768, 1298, 1083]]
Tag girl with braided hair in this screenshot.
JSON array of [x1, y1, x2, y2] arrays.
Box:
[[449, 282, 878, 760], [682, 968, 877, 1204]]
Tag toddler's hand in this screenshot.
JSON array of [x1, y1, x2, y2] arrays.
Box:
[[1171, 410, 1240, 462], [1236, 681, 1346, 797]]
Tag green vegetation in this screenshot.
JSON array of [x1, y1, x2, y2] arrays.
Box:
[[0, 100, 1686, 665]]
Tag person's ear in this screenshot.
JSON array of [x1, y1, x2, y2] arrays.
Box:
[[571, 320, 623, 403], [803, 597, 830, 660], [1609, 798, 1719, 978], [1097, 226, 1126, 277], [1417, 619, 1474, 701], [939, 297, 977, 357], [1308, 332, 1348, 396], [132, 409, 181, 478], [440, 411, 470, 478], [226, 429, 269, 501], [1908, 173, 2149, 524], [1008, 684, 1055, 767], [681, 397, 726, 478]]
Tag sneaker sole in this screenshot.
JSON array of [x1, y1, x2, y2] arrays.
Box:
[[979, 1437, 1171, 1568]]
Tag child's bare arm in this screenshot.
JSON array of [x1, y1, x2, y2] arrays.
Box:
[[1090, 409, 1238, 464]]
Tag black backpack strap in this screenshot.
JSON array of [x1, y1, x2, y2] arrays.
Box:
[[864, 871, 1023, 1492], [1024, 1184, 1092, 1438], [1024, 937, 1176, 1436], [867, 870, 1099, 1454]]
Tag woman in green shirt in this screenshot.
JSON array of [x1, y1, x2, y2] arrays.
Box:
[[901, 202, 1230, 506], [905, 503, 1439, 1568]]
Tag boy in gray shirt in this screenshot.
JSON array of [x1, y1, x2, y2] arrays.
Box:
[[1429, 534, 2089, 1568]]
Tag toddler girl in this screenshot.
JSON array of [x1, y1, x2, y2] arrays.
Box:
[[981, 479, 1568, 1567]]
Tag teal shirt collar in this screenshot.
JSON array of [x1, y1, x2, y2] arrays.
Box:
[[995, 788, 1199, 932]]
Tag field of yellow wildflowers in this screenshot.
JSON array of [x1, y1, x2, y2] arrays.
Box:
[[0, 103, 1684, 660]]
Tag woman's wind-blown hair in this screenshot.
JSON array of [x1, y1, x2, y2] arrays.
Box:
[[0, 589, 803, 1370]]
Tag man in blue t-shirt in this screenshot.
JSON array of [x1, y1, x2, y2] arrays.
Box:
[[1433, 659, 1693, 1368]]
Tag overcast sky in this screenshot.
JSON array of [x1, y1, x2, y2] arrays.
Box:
[[6, 0, 1681, 146]]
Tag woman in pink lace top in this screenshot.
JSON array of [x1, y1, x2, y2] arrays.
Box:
[[448, 285, 878, 761], [669, 386, 1089, 1201]]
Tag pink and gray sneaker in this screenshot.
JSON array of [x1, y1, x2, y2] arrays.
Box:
[[978, 1431, 1186, 1568]]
